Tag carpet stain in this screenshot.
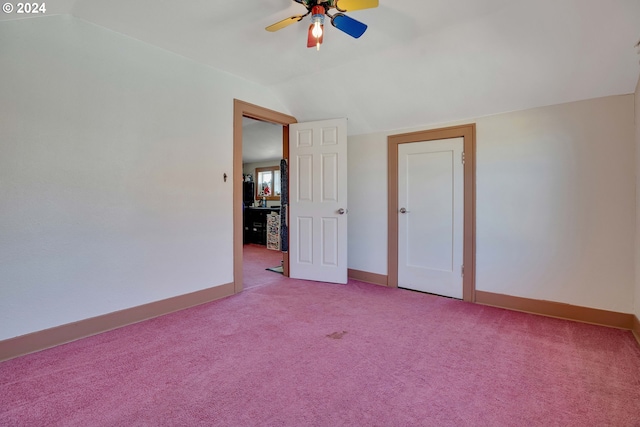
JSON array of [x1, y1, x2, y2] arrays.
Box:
[[326, 331, 347, 339]]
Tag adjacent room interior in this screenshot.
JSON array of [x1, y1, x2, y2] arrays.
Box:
[[241, 117, 286, 287]]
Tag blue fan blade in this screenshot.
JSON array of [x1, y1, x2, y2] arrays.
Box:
[[331, 14, 368, 39]]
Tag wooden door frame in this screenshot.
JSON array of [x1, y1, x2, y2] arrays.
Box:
[[387, 124, 476, 302], [233, 99, 297, 293]]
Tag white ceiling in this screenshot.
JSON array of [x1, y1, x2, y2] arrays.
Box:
[[242, 118, 283, 164], [3, 0, 640, 135]]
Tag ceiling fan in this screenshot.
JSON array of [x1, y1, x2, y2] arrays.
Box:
[[266, 0, 379, 50]]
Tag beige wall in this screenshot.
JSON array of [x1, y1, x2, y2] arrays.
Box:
[[0, 16, 288, 340], [348, 94, 636, 313], [635, 76, 640, 320]]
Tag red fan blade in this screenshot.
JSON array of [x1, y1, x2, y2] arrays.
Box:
[[307, 24, 324, 48]]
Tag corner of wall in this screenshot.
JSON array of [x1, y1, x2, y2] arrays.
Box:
[[635, 73, 640, 321]]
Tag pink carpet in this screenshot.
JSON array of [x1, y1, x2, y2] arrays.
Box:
[[1, 250, 640, 426], [242, 243, 284, 290]]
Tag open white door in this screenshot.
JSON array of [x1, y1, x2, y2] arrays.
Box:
[[289, 118, 348, 284]]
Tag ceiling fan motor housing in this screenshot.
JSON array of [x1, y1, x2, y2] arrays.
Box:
[[311, 5, 326, 16]]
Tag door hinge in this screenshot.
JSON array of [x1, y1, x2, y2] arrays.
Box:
[[461, 265, 464, 277], [461, 152, 465, 164]]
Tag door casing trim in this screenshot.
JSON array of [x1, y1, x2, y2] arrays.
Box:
[[387, 124, 476, 302], [233, 99, 297, 293]]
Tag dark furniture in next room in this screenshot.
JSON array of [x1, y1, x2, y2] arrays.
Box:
[[244, 207, 280, 245]]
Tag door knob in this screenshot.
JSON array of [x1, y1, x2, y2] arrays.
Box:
[[399, 207, 410, 214], [338, 208, 347, 215]]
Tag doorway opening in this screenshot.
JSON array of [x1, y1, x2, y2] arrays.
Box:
[[233, 100, 297, 294], [387, 124, 477, 302], [242, 117, 284, 289]]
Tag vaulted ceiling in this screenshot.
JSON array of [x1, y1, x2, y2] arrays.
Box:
[[3, 0, 639, 135]]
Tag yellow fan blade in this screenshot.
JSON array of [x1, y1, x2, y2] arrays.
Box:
[[335, 0, 378, 12], [266, 16, 304, 32]]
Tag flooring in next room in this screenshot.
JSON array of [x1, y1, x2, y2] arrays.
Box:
[[242, 243, 284, 290]]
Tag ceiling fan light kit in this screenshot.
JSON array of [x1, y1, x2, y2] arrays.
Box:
[[266, 0, 379, 50], [308, 6, 325, 50]]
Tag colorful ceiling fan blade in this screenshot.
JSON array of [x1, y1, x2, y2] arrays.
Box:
[[331, 13, 368, 38], [266, 15, 305, 32], [335, 0, 378, 12]]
